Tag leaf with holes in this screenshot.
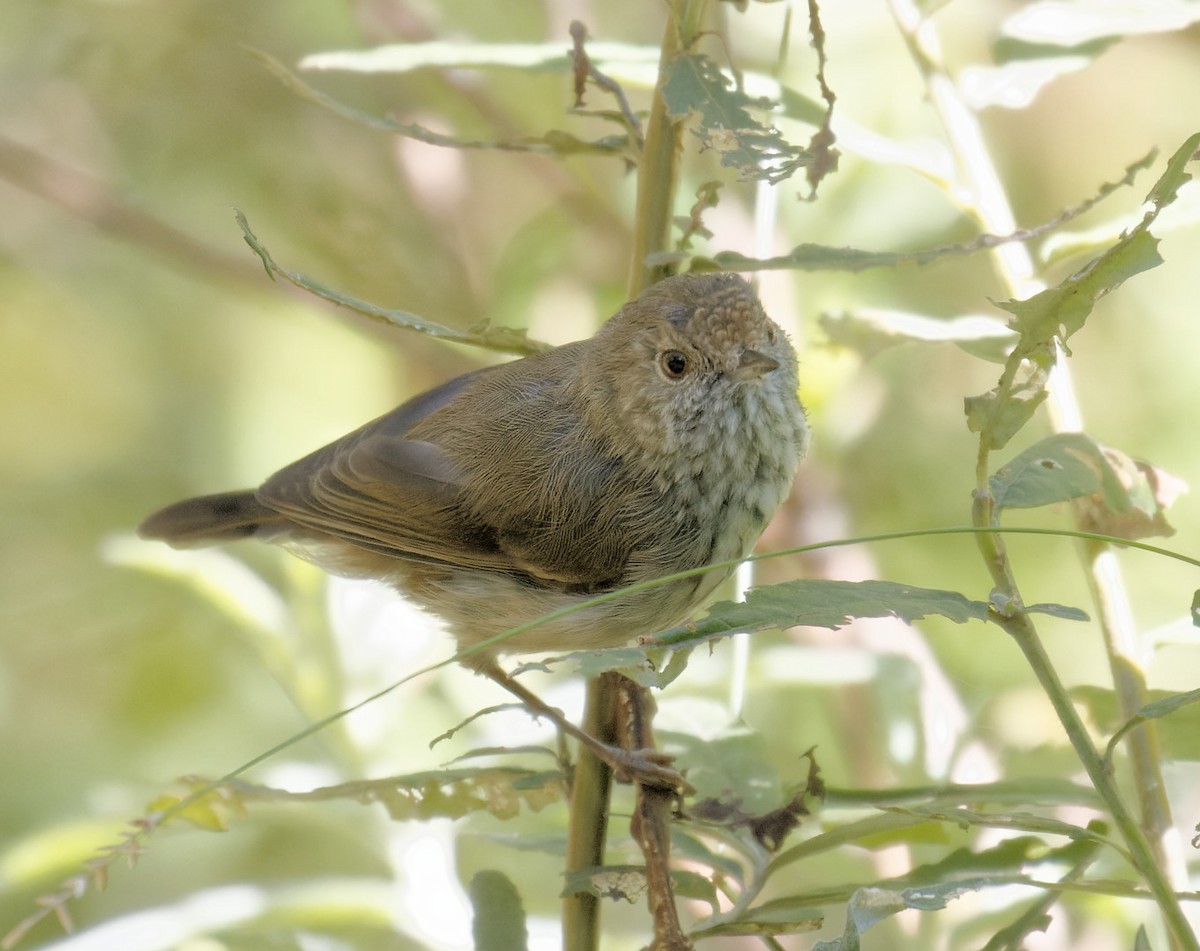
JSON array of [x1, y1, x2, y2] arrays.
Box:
[[661, 52, 810, 184]]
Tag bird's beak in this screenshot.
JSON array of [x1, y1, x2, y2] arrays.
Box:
[[732, 348, 780, 381]]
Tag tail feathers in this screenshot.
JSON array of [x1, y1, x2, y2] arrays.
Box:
[[138, 491, 283, 548]]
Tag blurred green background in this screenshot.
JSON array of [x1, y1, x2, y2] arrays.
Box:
[[3, 1, 1200, 949]]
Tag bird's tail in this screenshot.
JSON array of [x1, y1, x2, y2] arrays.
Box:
[[138, 491, 283, 547]]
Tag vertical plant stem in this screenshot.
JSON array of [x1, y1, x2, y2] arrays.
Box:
[[888, 0, 1193, 945], [564, 677, 618, 951], [628, 9, 686, 297], [565, 4, 703, 948]]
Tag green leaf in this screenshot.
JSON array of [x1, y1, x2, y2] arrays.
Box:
[[988, 433, 1103, 514], [995, 132, 1199, 348], [965, 366, 1051, 450], [989, 432, 1186, 539], [235, 211, 549, 356], [693, 898, 824, 937], [995, 229, 1162, 344], [812, 881, 986, 951], [1076, 685, 1200, 761], [653, 579, 990, 647], [1026, 602, 1089, 622], [661, 52, 811, 184], [221, 768, 563, 822], [821, 309, 1016, 362], [1000, 0, 1200, 49], [661, 721, 783, 813], [255, 51, 631, 161], [469, 870, 528, 951]]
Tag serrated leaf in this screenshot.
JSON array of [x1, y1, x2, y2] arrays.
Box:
[[653, 579, 990, 648], [884, 804, 1114, 847], [468, 870, 528, 951], [661, 52, 810, 184], [996, 229, 1162, 344], [661, 721, 783, 813], [995, 132, 1199, 347], [822, 309, 1017, 362]]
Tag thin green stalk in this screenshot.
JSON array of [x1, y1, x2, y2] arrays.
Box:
[[887, 0, 1193, 945], [566, 4, 703, 948], [564, 677, 618, 951]]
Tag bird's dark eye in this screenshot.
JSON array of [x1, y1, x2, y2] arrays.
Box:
[[659, 349, 689, 379]]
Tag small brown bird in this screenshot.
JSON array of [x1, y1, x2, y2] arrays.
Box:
[[141, 272, 808, 782]]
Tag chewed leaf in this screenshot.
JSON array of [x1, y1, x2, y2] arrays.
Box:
[[995, 132, 1199, 348], [661, 52, 811, 184], [812, 882, 986, 951], [995, 229, 1162, 344], [653, 580, 990, 648], [1073, 452, 1186, 540], [965, 357, 1051, 450]]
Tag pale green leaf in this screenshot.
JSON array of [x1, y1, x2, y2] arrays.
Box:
[[694, 898, 824, 937], [996, 229, 1162, 343], [469, 870, 529, 951], [995, 133, 1199, 347], [1077, 686, 1200, 762], [653, 579, 990, 648], [1001, 0, 1200, 48], [235, 211, 549, 356], [300, 40, 660, 74], [255, 51, 630, 162], [821, 309, 1016, 362], [989, 433, 1103, 513], [964, 358, 1051, 450]]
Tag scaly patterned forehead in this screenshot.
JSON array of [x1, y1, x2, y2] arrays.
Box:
[[640, 272, 775, 353]]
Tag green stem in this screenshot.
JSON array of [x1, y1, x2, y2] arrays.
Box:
[[887, 0, 1193, 944], [566, 4, 701, 948], [988, 605, 1197, 950], [564, 677, 618, 951]]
